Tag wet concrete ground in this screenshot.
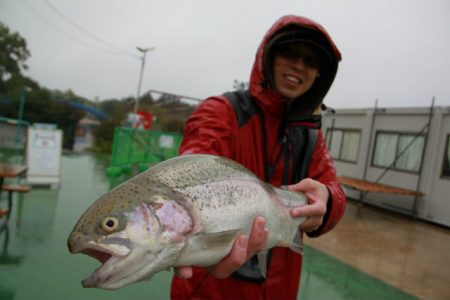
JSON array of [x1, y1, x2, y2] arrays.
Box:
[[305, 199, 450, 300]]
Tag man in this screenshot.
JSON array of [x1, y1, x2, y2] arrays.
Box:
[[171, 15, 346, 299]]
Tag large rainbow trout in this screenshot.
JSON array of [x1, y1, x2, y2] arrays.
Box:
[[68, 154, 306, 289]]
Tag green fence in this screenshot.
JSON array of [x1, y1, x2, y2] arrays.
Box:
[[106, 127, 182, 177]]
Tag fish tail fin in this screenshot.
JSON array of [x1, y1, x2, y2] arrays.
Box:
[[273, 187, 307, 208], [276, 227, 304, 255], [272, 187, 306, 255], [288, 230, 303, 255]]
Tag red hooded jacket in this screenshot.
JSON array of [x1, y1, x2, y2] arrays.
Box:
[[171, 15, 346, 300]]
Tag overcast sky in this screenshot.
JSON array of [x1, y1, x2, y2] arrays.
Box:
[[1, 0, 449, 108]]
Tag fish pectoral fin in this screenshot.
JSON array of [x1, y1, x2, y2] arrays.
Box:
[[257, 250, 269, 277], [148, 243, 185, 273], [189, 229, 241, 250], [178, 229, 242, 267]]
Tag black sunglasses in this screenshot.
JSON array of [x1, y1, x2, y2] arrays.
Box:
[[274, 43, 323, 70]]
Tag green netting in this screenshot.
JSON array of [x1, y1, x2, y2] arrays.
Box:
[[107, 127, 182, 176]]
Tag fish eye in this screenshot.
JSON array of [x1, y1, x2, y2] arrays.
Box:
[[101, 217, 119, 232]]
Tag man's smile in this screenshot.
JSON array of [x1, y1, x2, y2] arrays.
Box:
[[284, 74, 302, 85]]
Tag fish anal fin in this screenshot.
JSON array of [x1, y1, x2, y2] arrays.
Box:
[[257, 250, 269, 277]]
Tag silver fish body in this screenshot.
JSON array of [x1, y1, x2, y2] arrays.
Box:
[[68, 154, 306, 289]]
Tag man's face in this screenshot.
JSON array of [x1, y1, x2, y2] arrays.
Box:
[[272, 43, 321, 102]]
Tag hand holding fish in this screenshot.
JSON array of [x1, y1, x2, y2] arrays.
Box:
[[174, 178, 328, 280], [174, 216, 269, 279], [288, 178, 329, 233]]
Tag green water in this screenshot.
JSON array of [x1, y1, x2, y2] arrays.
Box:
[[0, 152, 416, 300]]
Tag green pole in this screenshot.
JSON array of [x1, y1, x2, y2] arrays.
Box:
[[15, 91, 26, 144], [13, 90, 26, 164]]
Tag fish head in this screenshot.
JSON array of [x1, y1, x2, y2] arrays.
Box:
[[67, 178, 193, 289]]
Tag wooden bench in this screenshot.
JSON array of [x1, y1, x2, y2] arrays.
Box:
[[337, 176, 424, 217], [0, 184, 32, 225], [2, 184, 32, 194]]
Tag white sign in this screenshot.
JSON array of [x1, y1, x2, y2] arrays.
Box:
[[26, 126, 63, 187], [159, 135, 174, 149]]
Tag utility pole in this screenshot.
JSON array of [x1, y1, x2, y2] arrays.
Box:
[[134, 46, 155, 113], [14, 90, 26, 145]]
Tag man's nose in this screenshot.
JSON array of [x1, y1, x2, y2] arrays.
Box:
[[291, 57, 306, 70]]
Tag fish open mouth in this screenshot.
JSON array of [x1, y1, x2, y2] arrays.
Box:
[[68, 234, 133, 289], [78, 247, 116, 288], [82, 248, 112, 265]]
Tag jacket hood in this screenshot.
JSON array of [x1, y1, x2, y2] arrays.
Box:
[[249, 15, 341, 120]]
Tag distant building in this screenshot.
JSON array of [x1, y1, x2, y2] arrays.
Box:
[[323, 106, 450, 227], [73, 116, 100, 152], [0, 117, 29, 150]]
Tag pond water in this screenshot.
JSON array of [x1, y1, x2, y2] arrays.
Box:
[[0, 152, 415, 300]]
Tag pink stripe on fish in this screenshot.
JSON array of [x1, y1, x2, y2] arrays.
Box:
[[156, 201, 192, 241], [135, 203, 156, 232]]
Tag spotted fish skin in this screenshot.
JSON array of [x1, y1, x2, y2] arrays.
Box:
[[67, 154, 306, 289]]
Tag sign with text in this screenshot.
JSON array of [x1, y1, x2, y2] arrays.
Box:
[[26, 126, 63, 187]]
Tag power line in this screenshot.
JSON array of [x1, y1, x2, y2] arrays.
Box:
[[42, 0, 138, 59], [20, 0, 137, 59]]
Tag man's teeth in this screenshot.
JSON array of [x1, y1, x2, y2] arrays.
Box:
[[285, 75, 300, 84]]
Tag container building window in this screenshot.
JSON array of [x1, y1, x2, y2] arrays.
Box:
[[326, 129, 360, 163], [372, 131, 425, 173], [442, 135, 450, 178]]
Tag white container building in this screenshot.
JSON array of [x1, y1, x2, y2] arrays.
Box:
[[322, 104, 450, 227]]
